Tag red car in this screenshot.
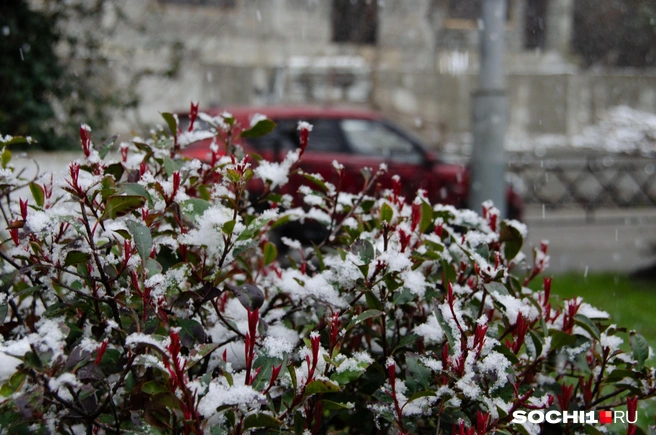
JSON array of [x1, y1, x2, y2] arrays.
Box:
[[181, 106, 523, 220]]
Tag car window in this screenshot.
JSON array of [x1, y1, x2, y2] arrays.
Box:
[[248, 118, 346, 153], [302, 119, 346, 153], [340, 119, 423, 163]]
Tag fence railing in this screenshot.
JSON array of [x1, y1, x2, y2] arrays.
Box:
[[507, 153, 656, 215]]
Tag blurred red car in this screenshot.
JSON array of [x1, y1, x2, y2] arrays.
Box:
[[180, 106, 523, 220]]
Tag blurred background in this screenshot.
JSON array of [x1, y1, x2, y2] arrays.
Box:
[[1, 1, 656, 338]]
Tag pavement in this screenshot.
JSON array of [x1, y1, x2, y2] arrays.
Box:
[[522, 205, 656, 275]]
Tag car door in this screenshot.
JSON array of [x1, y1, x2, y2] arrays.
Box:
[[338, 118, 439, 200]]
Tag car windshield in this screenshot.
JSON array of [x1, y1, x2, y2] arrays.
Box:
[[340, 119, 423, 164]]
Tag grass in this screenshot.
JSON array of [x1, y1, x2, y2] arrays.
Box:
[[542, 273, 656, 347], [531, 272, 656, 431]]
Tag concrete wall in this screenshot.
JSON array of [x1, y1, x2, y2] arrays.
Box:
[[98, 0, 656, 152]]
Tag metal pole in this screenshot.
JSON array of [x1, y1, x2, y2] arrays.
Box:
[[469, 0, 507, 217]]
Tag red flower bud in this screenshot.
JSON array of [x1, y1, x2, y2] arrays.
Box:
[[297, 121, 312, 155], [19, 198, 28, 220], [79, 124, 91, 158], [188, 101, 199, 132], [95, 339, 109, 365]]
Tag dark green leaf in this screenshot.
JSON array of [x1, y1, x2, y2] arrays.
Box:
[[493, 344, 520, 365], [406, 390, 436, 404], [550, 331, 577, 351], [574, 314, 600, 340], [29, 183, 44, 207], [419, 201, 433, 233], [226, 283, 264, 310], [64, 251, 92, 267], [406, 355, 431, 391], [127, 221, 152, 263], [320, 400, 354, 410], [240, 119, 277, 138], [484, 282, 509, 296], [181, 198, 211, 222], [243, 413, 282, 430], [97, 135, 117, 159], [263, 241, 277, 266], [630, 331, 649, 370], [381, 203, 393, 223], [177, 318, 207, 348], [187, 343, 220, 370], [142, 381, 168, 395], [499, 221, 524, 260], [0, 304, 7, 323], [351, 239, 374, 265], [365, 292, 384, 311], [305, 379, 340, 395], [122, 183, 153, 205], [161, 112, 178, 137], [347, 309, 383, 331], [101, 195, 146, 220], [393, 334, 419, 354]]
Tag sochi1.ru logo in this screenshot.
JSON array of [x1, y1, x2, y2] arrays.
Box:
[[512, 410, 638, 425]]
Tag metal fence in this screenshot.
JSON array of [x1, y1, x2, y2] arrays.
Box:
[[508, 153, 656, 213]]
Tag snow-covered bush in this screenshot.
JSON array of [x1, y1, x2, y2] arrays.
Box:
[[0, 109, 654, 435]]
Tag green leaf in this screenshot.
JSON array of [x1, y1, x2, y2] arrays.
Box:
[[574, 314, 600, 340], [305, 379, 340, 395], [142, 381, 168, 395], [419, 201, 433, 233], [484, 282, 509, 296], [236, 216, 273, 242], [122, 183, 153, 205], [162, 156, 181, 177], [351, 239, 374, 265], [146, 258, 162, 278], [29, 183, 44, 207], [347, 309, 383, 331], [528, 330, 543, 359], [0, 371, 25, 396], [226, 283, 264, 311], [64, 251, 92, 267], [161, 112, 178, 137], [320, 400, 354, 410], [0, 304, 6, 323], [406, 355, 432, 391], [380, 203, 393, 223], [434, 306, 455, 350], [0, 148, 12, 168], [263, 241, 277, 266], [181, 198, 211, 222], [302, 173, 328, 191], [550, 331, 577, 351], [187, 343, 220, 370], [365, 292, 384, 311], [493, 344, 520, 365], [127, 221, 153, 262], [97, 135, 117, 159], [243, 413, 282, 431], [101, 195, 146, 220], [240, 119, 277, 139], [393, 334, 419, 354], [630, 331, 649, 370], [177, 318, 207, 348], [406, 390, 436, 404], [499, 221, 524, 260]]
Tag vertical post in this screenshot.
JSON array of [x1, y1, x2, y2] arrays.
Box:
[[469, 0, 507, 217]]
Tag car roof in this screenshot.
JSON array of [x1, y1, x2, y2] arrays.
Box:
[[197, 105, 384, 124]]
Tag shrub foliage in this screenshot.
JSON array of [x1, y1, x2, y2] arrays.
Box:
[[0, 110, 654, 435]]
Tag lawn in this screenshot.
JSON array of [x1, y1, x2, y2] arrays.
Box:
[[542, 273, 656, 347], [531, 272, 656, 431]]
